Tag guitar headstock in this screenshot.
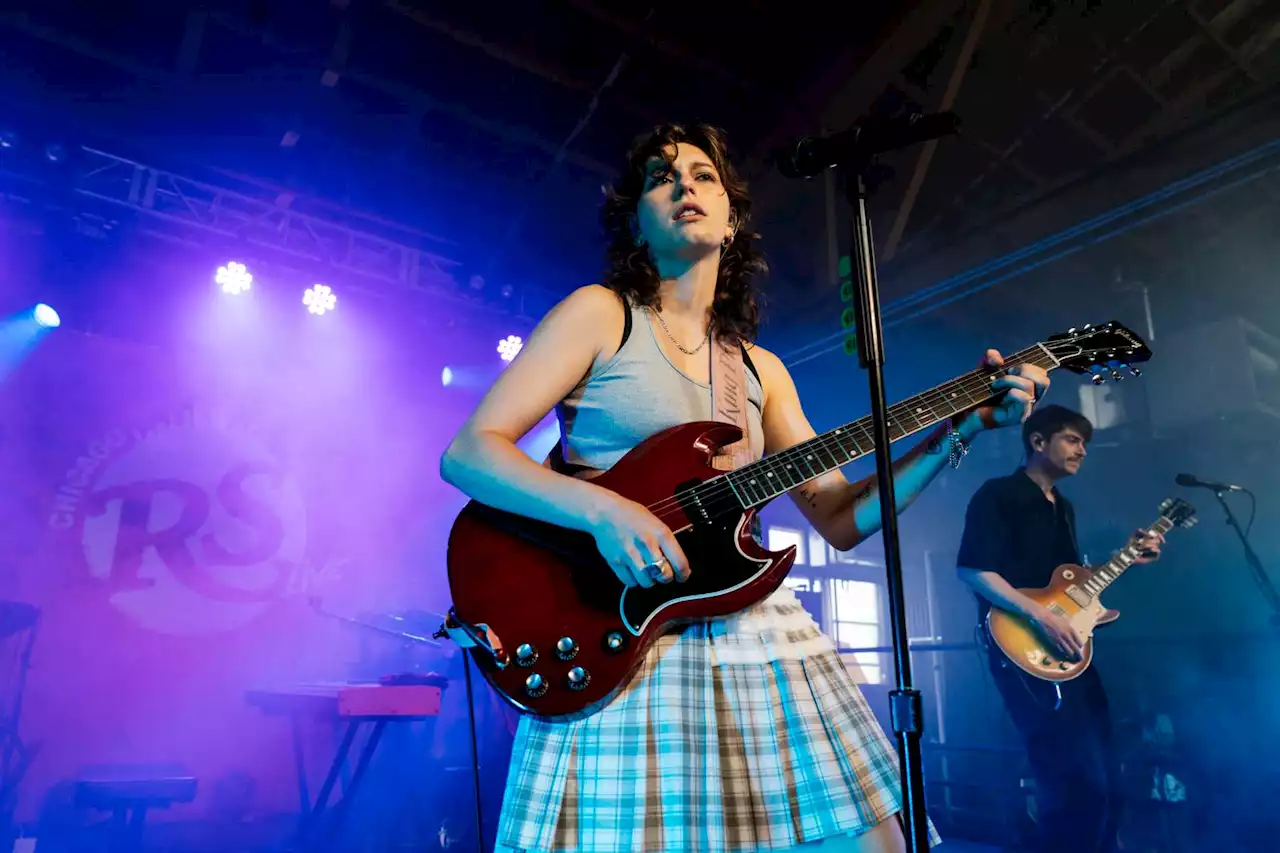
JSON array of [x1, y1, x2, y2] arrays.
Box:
[[1158, 497, 1199, 529], [1043, 322, 1152, 385]]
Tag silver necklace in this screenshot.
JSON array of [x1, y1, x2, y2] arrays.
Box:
[[652, 309, 710, 356]]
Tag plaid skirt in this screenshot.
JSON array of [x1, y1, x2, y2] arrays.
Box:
[[494, 588, 941, 853]]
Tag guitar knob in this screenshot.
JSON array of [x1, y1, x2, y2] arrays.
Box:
[[556, 637, 579, 660], [524, 673, 548, 698], [603, 631, 627, 653], [515, 644, 538, 666], [566, 666, 591, 691]]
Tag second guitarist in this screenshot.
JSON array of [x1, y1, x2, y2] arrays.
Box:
[[956, 404, 1164, 853]]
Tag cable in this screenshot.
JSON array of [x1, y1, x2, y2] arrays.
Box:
[[462, 651, 486, 853], [484, 6, 657, 279]]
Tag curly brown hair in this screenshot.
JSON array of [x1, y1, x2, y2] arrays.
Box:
[[601, 124, 767, 344]]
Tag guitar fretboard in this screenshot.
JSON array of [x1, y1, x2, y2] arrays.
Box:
[[717, 344, 1060, 509], [1077, 515, 1175, 599]]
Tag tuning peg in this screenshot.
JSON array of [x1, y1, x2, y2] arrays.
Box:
[[1091, 373, 1106, 386], [1129, 366, 1142, 377], [1109, 367, 1123, 381]]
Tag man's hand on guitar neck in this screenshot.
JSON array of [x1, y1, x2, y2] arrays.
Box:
[[1131, 527, 1165, 564], [1026, 605, 1085, 662]]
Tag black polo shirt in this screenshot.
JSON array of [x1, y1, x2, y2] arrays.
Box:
[[956, 468, 1081, 624]]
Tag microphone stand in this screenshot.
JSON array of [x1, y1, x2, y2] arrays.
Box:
[[1209, 490, 1280, 628], [844, 166, 930, 850], [772, 114, 960, 851]]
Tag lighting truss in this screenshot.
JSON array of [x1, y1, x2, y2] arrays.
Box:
[[1, 144, 463, 300]]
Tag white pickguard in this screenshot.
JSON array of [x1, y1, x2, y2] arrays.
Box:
[[1024, 596, 1105, 672], [617, 513, 772, 637], [1068, 597, 1105, 641]]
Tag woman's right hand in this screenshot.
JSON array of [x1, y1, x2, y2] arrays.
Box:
[[590, 494, 691, 588]]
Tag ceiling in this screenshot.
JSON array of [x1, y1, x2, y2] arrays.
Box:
[[1, 0, 1279, 330], [0, 0, 911, 298]]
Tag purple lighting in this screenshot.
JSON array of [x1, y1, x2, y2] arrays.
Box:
[[303, 284, 337, 315], [497, 335, 523, 363], [216, 261, 253, 295]]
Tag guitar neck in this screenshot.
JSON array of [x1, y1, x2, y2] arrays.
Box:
[[1081, 515, 1176, 597], [724, 344, 1060, 509]]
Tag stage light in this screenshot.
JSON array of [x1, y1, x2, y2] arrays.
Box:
[[216, 261, 253, 295], [441, 366, 454, 387], [497, 335, 523, 362], [33, 303, 60, 328], [303, 284, 337, 315]]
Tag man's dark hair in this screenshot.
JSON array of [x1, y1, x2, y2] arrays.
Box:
[[1022, 404, 1093, 456]]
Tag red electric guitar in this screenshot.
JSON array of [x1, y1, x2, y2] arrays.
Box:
[[444, 322, 1151, 719]]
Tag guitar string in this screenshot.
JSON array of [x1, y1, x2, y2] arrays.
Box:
[[1088, 516, 1175, 593], [648, 349, 1047, 527], [640, 348, 1054, 529]]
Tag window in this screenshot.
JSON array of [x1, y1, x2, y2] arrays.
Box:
[[807, 530, 828, 566], [832, 579, 884, 684], [782, 575, 822, 593], [766, 526, 806, 564]]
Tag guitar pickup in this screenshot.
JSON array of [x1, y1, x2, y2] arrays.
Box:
[[1064, 585, 1093, 608]]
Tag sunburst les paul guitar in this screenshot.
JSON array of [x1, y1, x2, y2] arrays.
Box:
[[987, 497, 1198, 682], [445, 322, 1152, 719]]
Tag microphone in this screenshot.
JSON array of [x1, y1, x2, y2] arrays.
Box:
[[772, 112, 962, 179], [1176, 473, 1244, 493]]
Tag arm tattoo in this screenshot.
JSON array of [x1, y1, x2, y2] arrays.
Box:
[[798, 487, 819, 508]]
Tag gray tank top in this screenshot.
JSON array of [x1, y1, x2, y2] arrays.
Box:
[[556, 299, 766, 471]]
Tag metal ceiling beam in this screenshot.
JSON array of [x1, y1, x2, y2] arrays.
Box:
[[0, 10, 170, 84], [887, 83, 1280, 293], [756, 0, 964, 157], [203, 10, 616, 177], [1185, 0, 1263, 82], [175, 7, 206, 77], [747, 0, 966, 215], [562, 0, 760, 97], [0, 9, 615, 182], [383, 0, 664, 125], [0, 144, 461, 292], [894, 0, 1179, 260], [882, 0, 994, 261]]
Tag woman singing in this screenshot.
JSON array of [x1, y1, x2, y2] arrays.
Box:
[[440, 124, 1049, 853]]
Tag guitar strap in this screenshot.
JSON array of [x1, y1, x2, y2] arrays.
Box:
[[709, 335, 751, 471]]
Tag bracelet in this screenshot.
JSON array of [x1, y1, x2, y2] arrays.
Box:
[[947, 422, 970, 470]]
